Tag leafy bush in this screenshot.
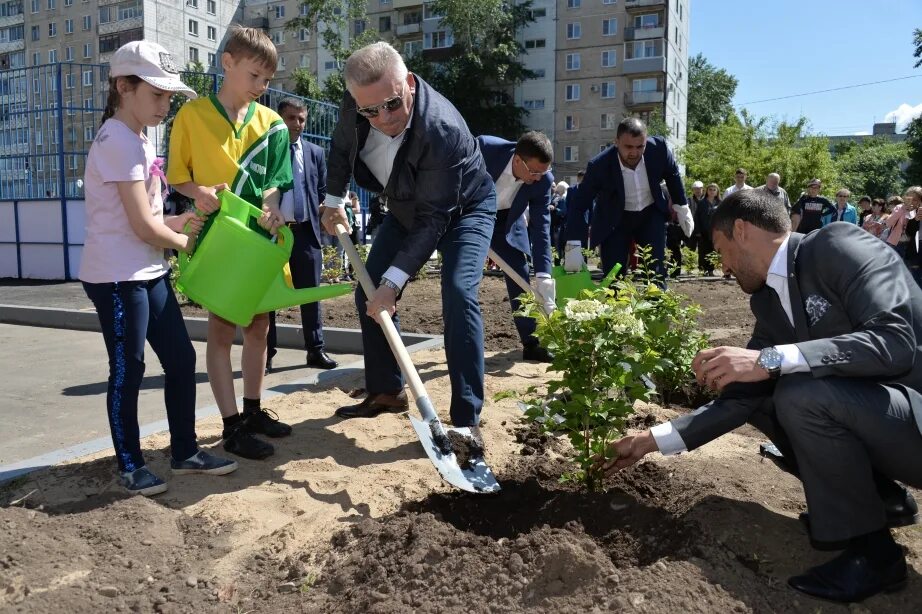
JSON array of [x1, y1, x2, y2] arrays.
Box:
[[321, 246, 345, 283], [680, 246, 699, 274]]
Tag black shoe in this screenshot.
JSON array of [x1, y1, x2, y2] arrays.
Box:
[[335, 391, 408, 419], [307, 349, 338, 370], [523, 344, 554, 362], [243, 406, 292, 438], [222, 424, 275, 460], [265, 358, 273, 375], [788, 550, 907, 603]]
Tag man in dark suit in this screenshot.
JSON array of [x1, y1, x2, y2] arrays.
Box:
[[478, 132, 556, 362], [320, 43, 495, 439], [599, 189, 922, 603], [266, 97, 337, 372], [563, 118, 692, 279]]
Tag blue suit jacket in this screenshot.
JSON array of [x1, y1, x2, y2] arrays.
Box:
[[477, 135, 553, 275], [285, 136, 327, 248], [566, 136, 686, 248], [821, 203, 859, 227]]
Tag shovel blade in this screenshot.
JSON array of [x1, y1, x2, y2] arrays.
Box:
[[408, 415, 501, 494]]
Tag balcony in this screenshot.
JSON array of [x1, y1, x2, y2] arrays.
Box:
[[0, 13, 24, 28], [396, 22, 421, 36], [98, 16, 143, 36], [622, 55, 665, 74], [625, 0, 666, 9], [0, 40, 24, 54], [623, 25, 664, 40], [393, 0, 423, 8], [624, 90, 664, 106]]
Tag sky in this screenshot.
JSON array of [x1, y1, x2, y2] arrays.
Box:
[[689, 0, 922, 136]]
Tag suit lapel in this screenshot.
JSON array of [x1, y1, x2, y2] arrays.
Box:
[[786, 233, 811, 340]]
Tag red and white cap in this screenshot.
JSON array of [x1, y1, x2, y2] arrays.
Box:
[[110, 41, 197, 99]]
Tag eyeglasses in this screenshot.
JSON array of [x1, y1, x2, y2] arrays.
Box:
[[356, 85, 405, 118], [516, 155, 548, 178]]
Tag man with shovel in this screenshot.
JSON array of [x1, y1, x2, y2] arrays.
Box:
[[320, 42, 496, 442], [478, 131, 557, 363]]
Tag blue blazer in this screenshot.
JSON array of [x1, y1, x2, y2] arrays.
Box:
[[477, 135, 553, 275], [285, 136, 327, 248], [566, 136, 686, 248]]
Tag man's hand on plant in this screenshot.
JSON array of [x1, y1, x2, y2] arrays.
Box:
[[594, 430, 659, 476], [366, 285, 397, 324], [692, 346, 767, 391], [563, 241, 584, 273]]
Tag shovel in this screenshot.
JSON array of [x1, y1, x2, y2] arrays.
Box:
[[334, 224, 500, 494]]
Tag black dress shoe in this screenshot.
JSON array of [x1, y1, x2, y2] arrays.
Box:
[[264, 358, 273, 375], [523, 344, 554, 362], [335, 391, 408, 419], [788, 550, 907, 602], [307, 349, 338, 370]]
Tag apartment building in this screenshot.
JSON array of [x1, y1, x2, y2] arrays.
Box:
[[553, 0, 688, 182]]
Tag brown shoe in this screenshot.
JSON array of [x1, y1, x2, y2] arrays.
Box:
[[335, 390, 409, 419]]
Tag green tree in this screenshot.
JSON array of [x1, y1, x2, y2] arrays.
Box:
[[833, 138, 909, 198], [681, 111, 838, 197], [686, 53, 738, 134], [905, 28, 922, 185], [290, 66, 324, 101], [406, 0, 535, 138], [913, 27, 922, 68]]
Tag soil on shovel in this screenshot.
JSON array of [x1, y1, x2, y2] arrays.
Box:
[[445, 430, 485, 470]]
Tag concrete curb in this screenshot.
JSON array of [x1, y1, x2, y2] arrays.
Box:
[[0, 304, 439, 354]]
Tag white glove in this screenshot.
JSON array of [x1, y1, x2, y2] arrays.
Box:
[[673, 204, 694, 238], [536, 276, 556, 313], [563, 240, 584, 273]]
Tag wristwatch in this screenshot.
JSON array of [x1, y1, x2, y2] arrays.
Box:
[[757, 346, 783, 379], [379, 277, 402, 294]]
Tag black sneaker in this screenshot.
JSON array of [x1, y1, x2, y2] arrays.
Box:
[[523, 344, 554, 362], [243, 406, 292, 438], [222, 424, 275, 460]]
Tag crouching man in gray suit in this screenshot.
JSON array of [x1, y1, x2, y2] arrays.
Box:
[[598, 188, 922, 603]]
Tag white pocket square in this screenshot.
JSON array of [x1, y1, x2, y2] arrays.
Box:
[[804, 294, 831, 326]]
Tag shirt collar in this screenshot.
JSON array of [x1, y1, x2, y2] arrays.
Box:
[[501, 155, 522, 183], [617, 153, 646, 173], [767, 233, 792, 281]]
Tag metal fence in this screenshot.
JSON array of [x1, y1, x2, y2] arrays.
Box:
[[0, 62, 372, 279]]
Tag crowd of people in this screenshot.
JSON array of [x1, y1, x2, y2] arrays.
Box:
[[76, 29, 922, 606]]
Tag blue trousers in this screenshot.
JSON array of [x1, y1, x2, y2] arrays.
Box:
[[83, 273, 198, 472], [490, 211, 537, 348], [599, 205, 668, 280], [268, 220, 325, 357], [357, 191, 496, 427]]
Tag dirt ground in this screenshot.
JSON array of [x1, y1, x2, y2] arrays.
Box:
[[2, 276, 921, 613]]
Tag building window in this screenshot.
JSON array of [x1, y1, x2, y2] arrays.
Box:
[[632, 77, 658, 92], [65, 73, 74, 89], [207, 25, 215, 41], [299, 3, 308, 16], [564, 146, 578, 162], [82, 69, 92, 86], [188, 19, 198, 36], [423, 1, 442, 20], [600, 81, 615, 98], [64, 45, 73, 60], [273, 4, 284, 18], [64, 18, 72, 33], [271, 31, 282, 45], [600, 113, 617, 130], [627, 39, 663, 59], [207, 52, 215, 67], [48, 48, 57, 62], [278, 56, 286, 70], [523, 99, 545, 110], [601, 49, 616, 67], [404, 40, 422, 56], [353, 19, 365, 36], [565, 83, 580, 101], [600, 143, 609, 152], [189, 46, 198, 62], [299, 28, 309, 42], [378, 15, 391, 32], [30, 25, 38, 40], [299, 54, 309, 68], [207, 0, 215, 13], [187, 0, 197, 7], [46, 0, 53, 9], [323, 60, 337, 70], [424, 30, 452, 49], [82, 14, 90, 29], [83, 42, 92, 58], [634, 13, 659, 28], [32, 51, 39, 65], [529, 8, 546, 18], [29, 0, 36, 12], [565, 115, 578, 131], [530, 68, 546, 79], [566, 22, 580, 39], [524, 38, 545, 49], [83, 96, 91, 109], [602, 17, 617, 36], [602, 0, 615, 4], [566, 0, 580, 7], [48, 22, 56, 37], [565, 53, 580, 71]]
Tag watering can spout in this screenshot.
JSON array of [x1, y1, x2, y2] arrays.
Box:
[[256, 273, 353, 314], [550, 262, 623, 307]]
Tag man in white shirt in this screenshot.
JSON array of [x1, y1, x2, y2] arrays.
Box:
[[723, 167, 752, 198], [597, 188, 922, 604]]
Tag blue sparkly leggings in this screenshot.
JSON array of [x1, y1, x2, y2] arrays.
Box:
[[83, 273, 198, 472]]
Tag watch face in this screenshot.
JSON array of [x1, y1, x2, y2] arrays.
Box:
[[760, 348, 782, 370]]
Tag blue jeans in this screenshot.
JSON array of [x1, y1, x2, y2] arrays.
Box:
[[83, 273, 198, 472], [356, 191, 496, 426]]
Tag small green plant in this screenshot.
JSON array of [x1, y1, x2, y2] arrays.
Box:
[[299, 572, 318, 594], [354, 242, 369, 264], [680, 246, 699, 274], [706, 250, 723, 274], [518, 289, 659, 490], [321, 245, 345, 283]]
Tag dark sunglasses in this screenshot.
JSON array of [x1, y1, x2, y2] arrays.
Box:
[[356, 87, 405, 118]]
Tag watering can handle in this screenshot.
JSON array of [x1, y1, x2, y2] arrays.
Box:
[[176, 208, 207, 274]]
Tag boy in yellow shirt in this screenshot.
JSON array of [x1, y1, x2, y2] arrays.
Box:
[[167, 26, 292, 459]]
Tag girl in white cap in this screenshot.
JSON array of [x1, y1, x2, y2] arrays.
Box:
[[79, 41, 237, 495]]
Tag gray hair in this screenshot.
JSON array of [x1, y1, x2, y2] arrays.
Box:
[[767, 172, 780, 181], [343, 42, 408, 89]]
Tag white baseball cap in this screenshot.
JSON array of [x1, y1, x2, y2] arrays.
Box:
[[691, 180, 704, 189], [110, 41, 198, 99]]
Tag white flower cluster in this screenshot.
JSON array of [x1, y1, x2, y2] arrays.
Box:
[[563, 299, 609, 321], [609, 310, 645, 336]]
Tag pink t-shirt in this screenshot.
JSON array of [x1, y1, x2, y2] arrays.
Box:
[[79, 118, 168, 283]]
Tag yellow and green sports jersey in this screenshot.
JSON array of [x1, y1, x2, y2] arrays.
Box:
[[167, 94, 293, 208]]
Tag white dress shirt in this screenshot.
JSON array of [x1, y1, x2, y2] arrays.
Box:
[[723, 183, 753, 199], [495, 156, 524, 211], [618, 154, 655, 212], [650, 233, 808, 455], [280, 139, 303, 222]]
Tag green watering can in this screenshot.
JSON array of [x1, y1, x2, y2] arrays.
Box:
[[177, 190, 353, 327], [550, 262, 622, 308]]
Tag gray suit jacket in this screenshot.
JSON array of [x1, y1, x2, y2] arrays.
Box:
[[675, 222, 922, 450]]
